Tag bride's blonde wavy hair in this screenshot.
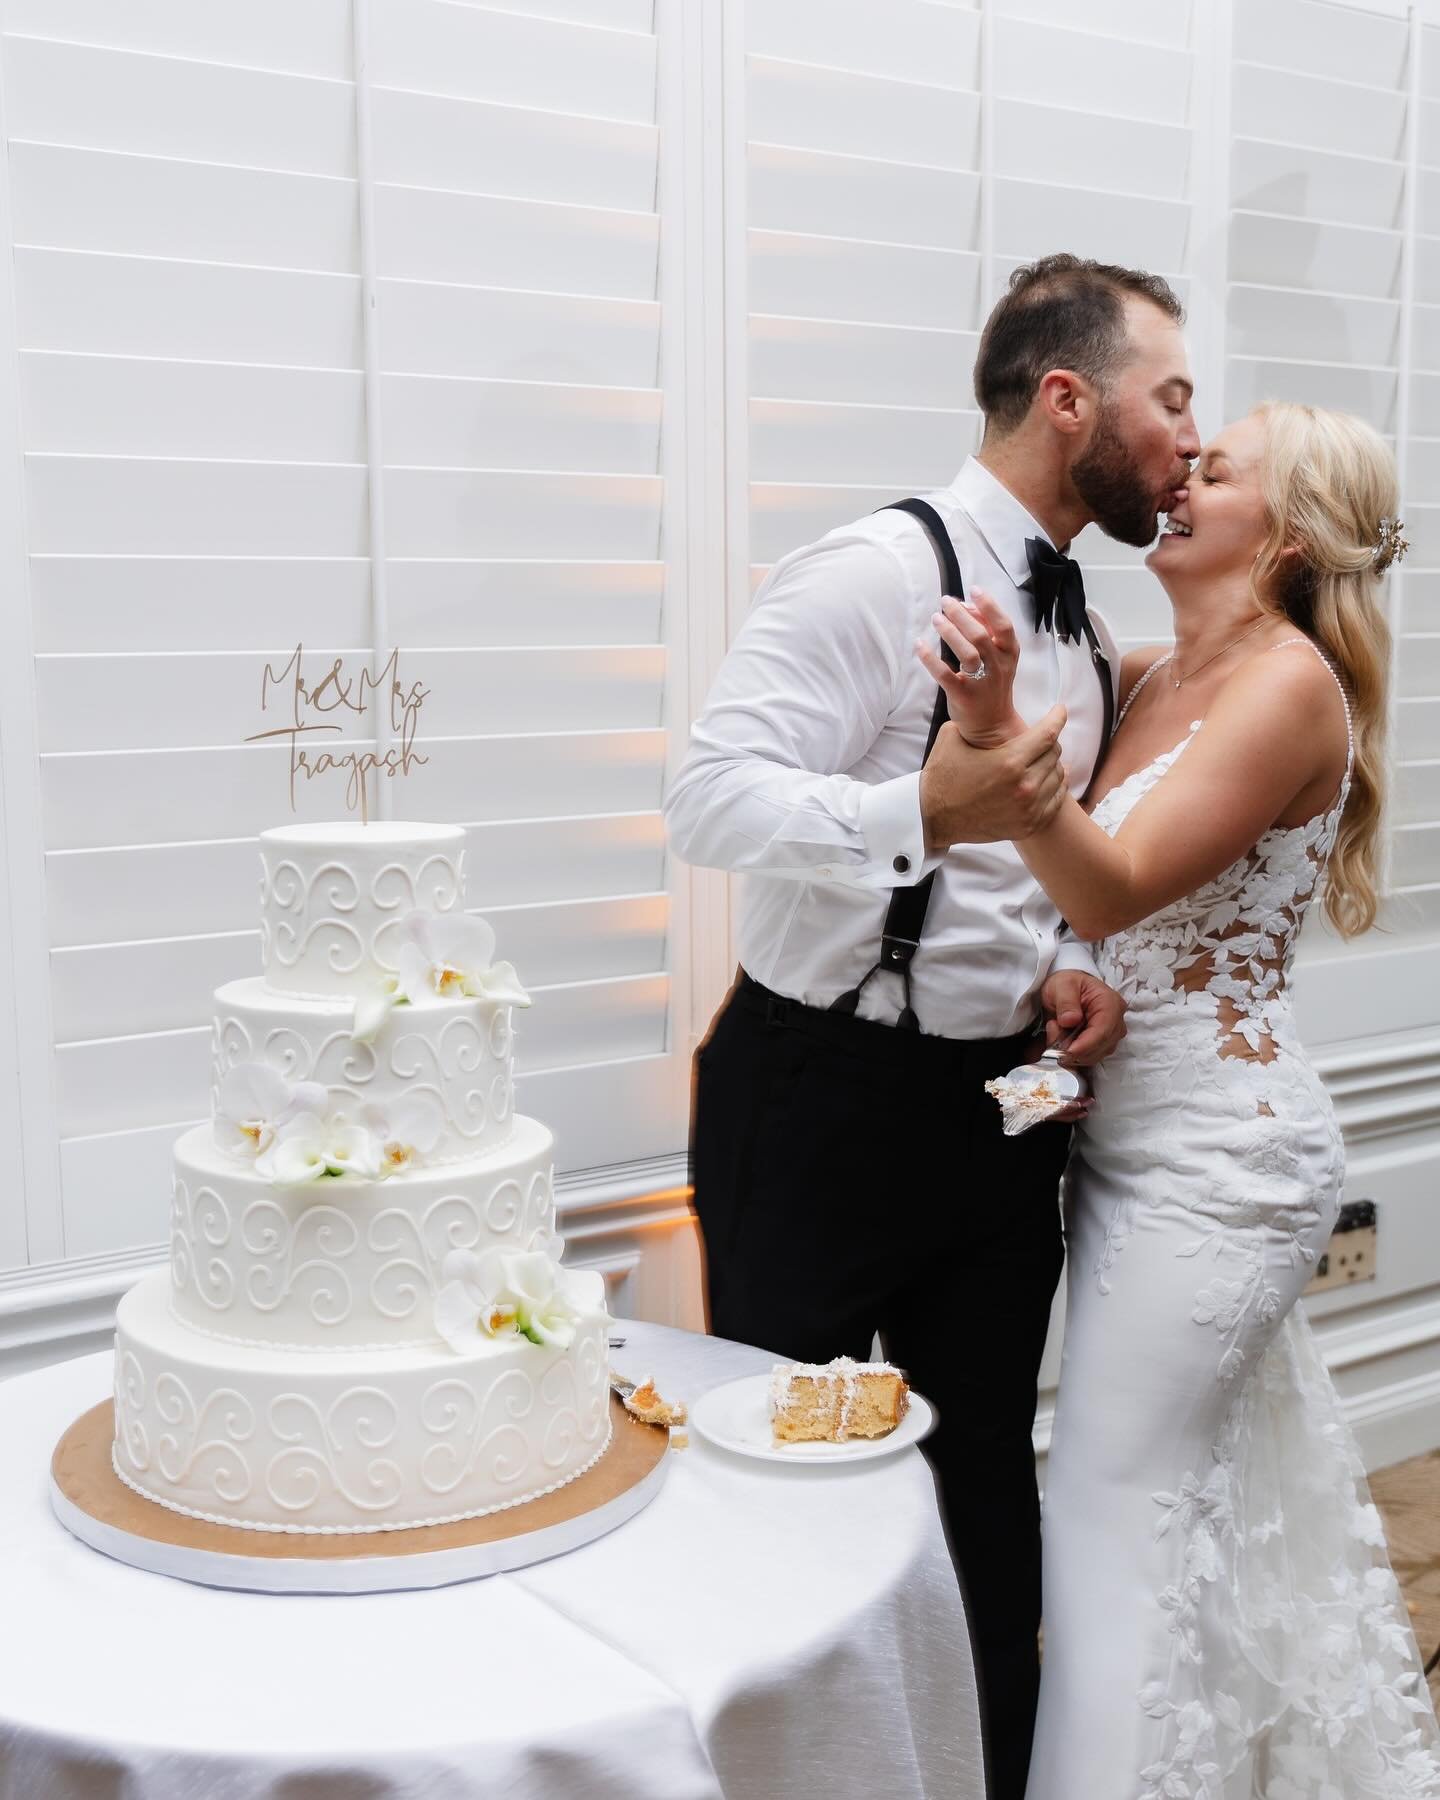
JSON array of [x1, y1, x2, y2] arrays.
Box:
[[1249, 402, 1395, 937]]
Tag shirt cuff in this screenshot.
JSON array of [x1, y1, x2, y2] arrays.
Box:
[[1050, 937, 1100, 981], [851, 772, 942, 889]]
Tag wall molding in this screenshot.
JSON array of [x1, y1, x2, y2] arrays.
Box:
[[1314, 1287, 1440, 1374], [1314, 1028, 1440, 1141]]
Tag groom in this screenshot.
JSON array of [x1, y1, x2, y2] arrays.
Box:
[[665, 254, 1199, 1799]]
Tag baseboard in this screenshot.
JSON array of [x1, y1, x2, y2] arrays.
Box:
[[1336, 1361, 1440, 1471]]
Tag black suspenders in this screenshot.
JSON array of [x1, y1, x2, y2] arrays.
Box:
[[827, 497, 1114, 1034]]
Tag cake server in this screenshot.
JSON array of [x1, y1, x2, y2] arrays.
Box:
[[986, 1038, 1089, 1136], [1008, 1040, 1088, 1100]]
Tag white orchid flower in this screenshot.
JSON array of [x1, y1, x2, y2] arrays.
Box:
[[215, 1063, 327, 1159], [350, 910, 531, 1044], [434, 1249, 518, 1351], [433, 1247, 605, 1354], [397, 910, 493, 1000], [395, 911, 533, 1010], [473, 960, 531, 1008], [352, 976, 401, 1047], [361, 1094, 445, 1176], [254, 1112, 383, 1185]]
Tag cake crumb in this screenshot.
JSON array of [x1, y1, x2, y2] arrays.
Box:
[[622, 1377, 688, 1428]]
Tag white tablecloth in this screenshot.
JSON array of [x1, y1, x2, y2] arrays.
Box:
[[0, 1322, 983, 1800]]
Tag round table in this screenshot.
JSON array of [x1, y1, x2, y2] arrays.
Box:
[[0, 1321, 984, 1799]]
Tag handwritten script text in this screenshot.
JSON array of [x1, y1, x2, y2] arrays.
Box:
[[245, 645, 430, 815]]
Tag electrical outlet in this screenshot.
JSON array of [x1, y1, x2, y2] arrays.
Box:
[[1304, 1199, 1377, 1296]]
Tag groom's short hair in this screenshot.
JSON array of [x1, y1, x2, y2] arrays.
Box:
[[974, 253, 1184, 435]]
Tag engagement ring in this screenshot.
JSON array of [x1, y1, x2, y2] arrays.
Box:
[[959, 661, 987, 681]]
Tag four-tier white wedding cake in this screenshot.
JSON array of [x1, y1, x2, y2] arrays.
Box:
[[111, 821, 612, 1533]]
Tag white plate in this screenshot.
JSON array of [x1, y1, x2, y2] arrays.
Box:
[[690, 1372, 936, 1465]]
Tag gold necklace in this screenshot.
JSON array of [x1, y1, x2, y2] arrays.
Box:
[[1170, 616, 1269, 688]]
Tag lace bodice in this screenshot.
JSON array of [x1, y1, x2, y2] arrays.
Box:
[[1087, 639, 1353, 1067]]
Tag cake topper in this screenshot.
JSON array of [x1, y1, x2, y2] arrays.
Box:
[[244, 644, 430, 820]]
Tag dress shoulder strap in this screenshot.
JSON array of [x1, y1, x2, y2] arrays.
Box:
[[1116, 653, 1173, 727], [1268, 636, 1354, 776]]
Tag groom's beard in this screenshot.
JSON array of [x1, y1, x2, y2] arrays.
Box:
[[1072, 408, 1162, 548]]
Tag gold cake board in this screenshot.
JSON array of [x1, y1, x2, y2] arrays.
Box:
[[50, 1393, 670, 1594]]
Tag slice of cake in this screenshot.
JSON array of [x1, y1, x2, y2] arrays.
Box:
[[770, 1357, 909, 1445]]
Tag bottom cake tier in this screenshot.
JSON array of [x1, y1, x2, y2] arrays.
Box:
[[111, 1271, 611, 1533]]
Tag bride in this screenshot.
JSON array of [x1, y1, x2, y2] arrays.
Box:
[[919, 401, 1440, 1796]]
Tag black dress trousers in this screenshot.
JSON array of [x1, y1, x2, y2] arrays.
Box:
[[690, 972, 1071, 1800]]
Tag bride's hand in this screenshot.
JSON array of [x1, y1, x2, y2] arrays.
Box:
[[915, 588, 1026, 748]]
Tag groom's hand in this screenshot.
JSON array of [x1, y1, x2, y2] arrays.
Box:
[[1039, 970, 1126, 1068], [920, 706, 1067, 849]]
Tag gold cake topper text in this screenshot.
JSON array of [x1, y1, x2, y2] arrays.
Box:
[[246, 645, 430, 818]]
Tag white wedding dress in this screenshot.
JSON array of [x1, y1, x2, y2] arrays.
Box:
[[1026, 641, 1440, 1799]]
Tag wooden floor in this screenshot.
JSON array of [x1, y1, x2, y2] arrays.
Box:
[[1371, 1447, 1440, 1706]]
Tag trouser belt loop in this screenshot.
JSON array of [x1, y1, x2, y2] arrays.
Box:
[[765, 991, 795, 1029]]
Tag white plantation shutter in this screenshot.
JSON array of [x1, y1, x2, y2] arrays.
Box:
[[0, 0, 695, 1272], [741, 0, 1198, 619], [1225, 1, 1410, 440], [1394, 12, 1440, 933], [743, 0, 985, 574], [357, 1, 685, 1182], [986, 0, 1196, 651], [0, 0, 369, 1268], [1211, 0, 1440, 1046]]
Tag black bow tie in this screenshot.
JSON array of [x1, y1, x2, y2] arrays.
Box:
[[1023, 537, 1088, 645]]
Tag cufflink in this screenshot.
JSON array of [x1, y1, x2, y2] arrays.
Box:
[[893, 854, 910, 874]]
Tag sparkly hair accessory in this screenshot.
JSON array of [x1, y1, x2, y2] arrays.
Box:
[[1373, 517, 1409, 573]]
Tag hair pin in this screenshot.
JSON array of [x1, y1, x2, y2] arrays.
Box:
[[1373, 517, 1409, 572]]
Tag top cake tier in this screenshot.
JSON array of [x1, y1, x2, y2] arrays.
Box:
[[258, 822, 467, 998]]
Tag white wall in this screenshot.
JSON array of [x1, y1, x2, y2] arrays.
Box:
[[0, 0, 1438, 1475]]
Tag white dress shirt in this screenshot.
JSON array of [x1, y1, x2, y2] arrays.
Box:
[[664, 457, 1121, 1040]]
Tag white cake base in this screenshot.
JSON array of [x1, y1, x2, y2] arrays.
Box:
[[54, 1394, 669, 1594], [114, 1271, 611, 1533]]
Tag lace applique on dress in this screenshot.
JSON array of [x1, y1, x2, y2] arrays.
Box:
[[1136, 1307, 1440, 1799], [1085, 642, 1353, 1335], [1091, 642, 1352, 1076]]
